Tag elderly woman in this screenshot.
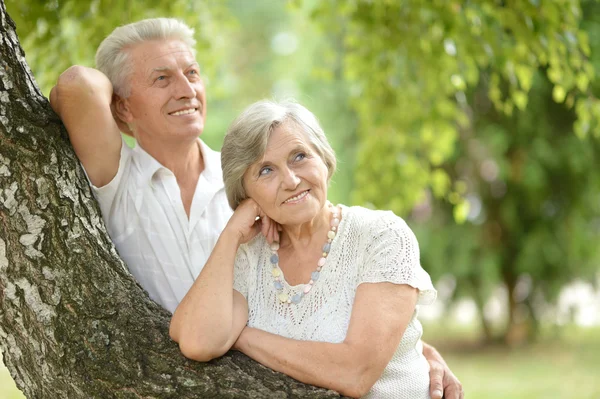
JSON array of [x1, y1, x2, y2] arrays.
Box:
[[170, 100, 443, 398]]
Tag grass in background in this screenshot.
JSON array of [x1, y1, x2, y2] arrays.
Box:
[[1, 325, 599, 398], [423, 323, 600, 399]]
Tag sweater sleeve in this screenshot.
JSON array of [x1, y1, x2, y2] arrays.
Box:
[[233, 243, 251, 298], [358, 211, 437, 305]]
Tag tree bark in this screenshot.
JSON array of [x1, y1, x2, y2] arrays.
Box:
[[0, 3, 345, 398]]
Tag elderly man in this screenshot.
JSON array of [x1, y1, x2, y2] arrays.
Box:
[[49, 18, 463, 399]]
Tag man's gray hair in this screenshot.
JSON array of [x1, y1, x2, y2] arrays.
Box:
[[221, 100, 337, 210], [95, 18, 196, 98]]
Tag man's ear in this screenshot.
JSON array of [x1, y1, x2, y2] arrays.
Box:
[[113, 94, 133, 123], [111, 94, 134, 136]]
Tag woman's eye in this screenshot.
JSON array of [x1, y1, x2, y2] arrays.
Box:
[[259, 167, 272, 176]]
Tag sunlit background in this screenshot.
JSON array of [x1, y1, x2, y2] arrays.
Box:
[[2, 1, 599, 398]]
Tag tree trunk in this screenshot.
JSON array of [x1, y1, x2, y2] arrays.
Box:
[[468, 275, 495, 344], [0, 3, 345, 398]]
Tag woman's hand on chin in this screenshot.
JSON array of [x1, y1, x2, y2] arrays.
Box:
[[226, 199, 281, 245]]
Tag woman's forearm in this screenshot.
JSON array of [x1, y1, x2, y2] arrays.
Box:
[[236, 327, 378, 398], [170, 230, 245, 361]]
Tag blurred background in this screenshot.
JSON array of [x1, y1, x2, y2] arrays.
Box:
[[2, 0, 599, 398]]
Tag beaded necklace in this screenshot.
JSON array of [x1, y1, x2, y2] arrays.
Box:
[[268, 202, 340, 305]]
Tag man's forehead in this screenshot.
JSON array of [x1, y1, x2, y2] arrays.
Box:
[[130, 40, 196, 70]]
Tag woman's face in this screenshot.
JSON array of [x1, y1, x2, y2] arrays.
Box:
[[243, 123, 329, 227]]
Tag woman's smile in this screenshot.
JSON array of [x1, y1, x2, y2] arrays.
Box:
[[283, 190, 310, 205]]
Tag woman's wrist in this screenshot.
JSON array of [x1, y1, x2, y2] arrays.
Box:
[[233, 326, 250, 352], [219, 226, 244, 248]]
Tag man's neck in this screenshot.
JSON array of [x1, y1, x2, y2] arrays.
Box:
[[138, 136, 204, 181], [137, 137, 204, 218]]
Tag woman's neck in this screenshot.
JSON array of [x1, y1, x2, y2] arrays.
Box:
[[279, 203, 332, 251]]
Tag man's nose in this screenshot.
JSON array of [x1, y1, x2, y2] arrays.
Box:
[[174, 74, 196, 99]]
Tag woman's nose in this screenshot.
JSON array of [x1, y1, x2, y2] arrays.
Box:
[[281, 168, 301, 189]]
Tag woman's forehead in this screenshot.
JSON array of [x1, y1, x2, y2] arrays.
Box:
[[264, 126, 309, 156]]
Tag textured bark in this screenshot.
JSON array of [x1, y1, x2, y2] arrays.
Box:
[[0, 3, 346, 398]]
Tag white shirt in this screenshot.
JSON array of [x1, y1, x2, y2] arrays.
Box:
[[233, 205, 437, 399], [90, 138, 233, 313]]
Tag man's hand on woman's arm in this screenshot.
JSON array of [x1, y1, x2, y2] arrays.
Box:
[[422, 342, 464, 399]]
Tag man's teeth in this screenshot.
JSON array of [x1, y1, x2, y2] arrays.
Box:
[[171, 108, 196, 116], [285, 191, 308, 203]]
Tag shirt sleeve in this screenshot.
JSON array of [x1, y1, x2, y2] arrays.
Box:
[[358, 212, 437, 305], [86, 138, 132, 219], [233, 244, 251, 298]]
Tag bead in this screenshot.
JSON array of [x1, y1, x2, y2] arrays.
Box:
[[291, 293, 303, 304], [268, 203, 341, 305]]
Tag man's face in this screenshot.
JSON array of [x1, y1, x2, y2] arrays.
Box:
[[120, 39, 206, 146]]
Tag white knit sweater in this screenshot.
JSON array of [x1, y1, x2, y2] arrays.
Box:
[[233, 205, 436, 398]]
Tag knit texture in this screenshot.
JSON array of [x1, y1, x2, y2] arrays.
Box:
[[234, 205, 436, 398]]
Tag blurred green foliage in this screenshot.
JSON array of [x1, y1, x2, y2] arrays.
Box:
[[5, 0, 599, 343], [310, 0, 599, 215], [309, 0, 600, 343]]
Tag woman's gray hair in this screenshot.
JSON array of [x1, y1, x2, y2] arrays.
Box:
[[222, 100, 336, 210], [95, 18, 196, 98]]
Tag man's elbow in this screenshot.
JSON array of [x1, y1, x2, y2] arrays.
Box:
[[56, 65, 109, 101], [56, 65, 89, 90]]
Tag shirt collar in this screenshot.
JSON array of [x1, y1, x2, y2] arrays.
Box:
[[132, 138, 224, 189]]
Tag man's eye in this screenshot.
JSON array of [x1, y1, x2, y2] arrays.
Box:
[[295, 153, 306, 161], [188, 70, 198, 75], [156, 76, 166, 81]]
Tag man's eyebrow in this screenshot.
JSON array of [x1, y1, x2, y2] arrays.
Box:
[[150, 62, 199, 74], [150, 66, 171, 74]]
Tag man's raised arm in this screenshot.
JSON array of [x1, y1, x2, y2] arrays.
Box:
[[49, 66, 122, 188]]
